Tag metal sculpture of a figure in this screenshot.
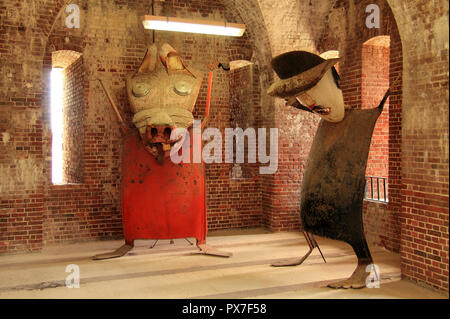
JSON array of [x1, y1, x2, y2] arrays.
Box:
[[267, 51, 391, 289], [93, 43, 231, 260]]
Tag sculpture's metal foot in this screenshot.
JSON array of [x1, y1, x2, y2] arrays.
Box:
[[196, 244, 232, 258], [92, 244, 133, 260], [327, 260, 373, 289], [271, 248, 313, 267]]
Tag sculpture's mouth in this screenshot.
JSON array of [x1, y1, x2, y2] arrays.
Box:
[[146, 140, 177, 155], [144, 128, 186, 164], [287, 93, 331, 117], [147, 142, 171, 154], [146, 143, 169, 165], [286, 97, 332, 117], [311, 105, 331, 116], [132, 108, 195, 164]]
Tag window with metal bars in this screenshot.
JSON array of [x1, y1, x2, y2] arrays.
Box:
[[365, 176, 388, 203]]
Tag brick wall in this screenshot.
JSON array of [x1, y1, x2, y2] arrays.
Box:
[[207, 62, 263, 229], [387, 0, 448, 292], [255, 0, 327, 232], [204, 62, 263, 230], [0, 0, 47, 253]]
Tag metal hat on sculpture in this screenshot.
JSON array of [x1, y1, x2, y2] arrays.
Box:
[[267, 51, 345, 123]]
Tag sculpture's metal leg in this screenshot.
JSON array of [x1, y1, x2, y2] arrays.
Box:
[[271, 231, 326, 267], [309, 233, 327, 263], [150, 238, 195, 248], [92, 243, 134, 260], [195, 240, 232, 258], [149, 240, 159, 249]]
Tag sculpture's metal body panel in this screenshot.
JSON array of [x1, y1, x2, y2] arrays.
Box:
[[121, 130, 207, 245], [301, 108, 381, 252]]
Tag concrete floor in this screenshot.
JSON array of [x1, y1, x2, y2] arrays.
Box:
[[0, 229, 447, 299]]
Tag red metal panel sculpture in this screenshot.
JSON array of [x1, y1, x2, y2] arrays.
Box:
[[93, 43, 230, 259], [121, 130, 206, 245]]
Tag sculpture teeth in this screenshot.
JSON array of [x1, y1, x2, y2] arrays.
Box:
[[162, 143, 171, 151]]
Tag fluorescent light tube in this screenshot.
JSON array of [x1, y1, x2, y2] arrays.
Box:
[[142, 15, 245, 37]]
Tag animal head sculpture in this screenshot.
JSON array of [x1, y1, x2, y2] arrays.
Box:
[[267, 51, 344, 123], [126, 43, 203, 162]]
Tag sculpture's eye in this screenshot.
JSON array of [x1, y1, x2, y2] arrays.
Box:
[[132, 82, 150, 97], [173, 81, 192, 96]]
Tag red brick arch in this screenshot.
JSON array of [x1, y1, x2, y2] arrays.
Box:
[[387, 0, 449, 293]]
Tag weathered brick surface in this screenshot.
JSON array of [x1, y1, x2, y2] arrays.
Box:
[[204, 62, 263, 230], [209, 62, 262, 229], [387, 0, 449, 292]]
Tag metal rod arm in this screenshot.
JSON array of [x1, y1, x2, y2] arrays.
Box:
[[97, 78, 128, 134]]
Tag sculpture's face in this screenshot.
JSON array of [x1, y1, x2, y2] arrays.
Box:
[[126, 43, 203, 162], [292, 69, 345, 123]]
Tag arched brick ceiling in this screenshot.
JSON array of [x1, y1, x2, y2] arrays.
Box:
[[51, 50, 82, 68], [221, 0, 272, 66], [364, 35, 390, 47]]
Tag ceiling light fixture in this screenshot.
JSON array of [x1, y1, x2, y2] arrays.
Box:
[[142, 15, 246, 37]]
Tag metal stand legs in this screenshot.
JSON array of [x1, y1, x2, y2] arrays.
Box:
[[271, 231, 326, 267]]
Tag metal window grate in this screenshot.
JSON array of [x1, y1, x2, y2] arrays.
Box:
[[365, 176, 388, 203]]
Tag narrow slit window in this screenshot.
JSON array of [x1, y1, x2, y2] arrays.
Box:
[[50, 50, 84, 185], [51, 67, 64, 185]]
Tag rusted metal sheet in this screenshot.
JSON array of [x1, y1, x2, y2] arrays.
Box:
[[121, 129, 206, 245], [300, 107, 382, 250]]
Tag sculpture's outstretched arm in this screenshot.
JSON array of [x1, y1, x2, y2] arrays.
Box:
[[378, 88, 391, 112], [201, 69, 213, 129], [97, 78, 129, 135], [201, 61, 231, 129], [378, 74, 401, 112]]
